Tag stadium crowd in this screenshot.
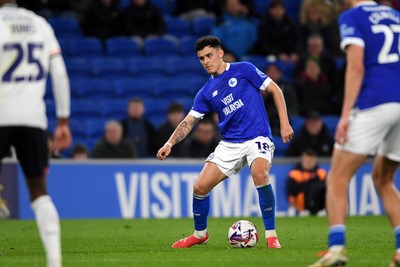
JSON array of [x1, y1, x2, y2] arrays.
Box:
[[15, 0, 399, 159]]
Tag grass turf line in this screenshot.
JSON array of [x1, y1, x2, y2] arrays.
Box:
[[0, 216, 394, 267]]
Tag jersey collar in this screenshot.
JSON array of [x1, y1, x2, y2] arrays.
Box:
[[211, 63, 230, 78], [354, 1, 378, 7]]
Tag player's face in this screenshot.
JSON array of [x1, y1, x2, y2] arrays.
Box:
[[197, 46, 225, 76]]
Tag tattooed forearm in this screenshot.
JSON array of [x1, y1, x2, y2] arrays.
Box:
[[169, 116, 200, 146]]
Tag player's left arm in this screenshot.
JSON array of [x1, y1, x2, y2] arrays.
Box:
[[265, 81, 294, 143]]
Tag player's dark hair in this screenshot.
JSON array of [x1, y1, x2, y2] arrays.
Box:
[[195, 36, 222, 52], [72, 143, 89, 156], [129, 98, 143, 104]]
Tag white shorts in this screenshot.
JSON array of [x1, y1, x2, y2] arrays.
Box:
[[335, 103, 400, 162], [206, 136, 274, 177]]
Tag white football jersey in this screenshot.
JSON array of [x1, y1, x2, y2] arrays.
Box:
[[0, 4, 62, 129]]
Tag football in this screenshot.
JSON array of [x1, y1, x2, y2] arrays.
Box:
[[228, 220, 258, 248]]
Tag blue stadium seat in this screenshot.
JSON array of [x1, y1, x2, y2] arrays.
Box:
[[77, 78, 115, 100], [70, 119, 88, 139], [152, 77, 193, 100], [241, 55, 269, 71], [143, 99, 170, 118], [254, 0, 270, 16], [150, 0, 173, 15], [180, 36, 197, 55], [48, 17, 82, 38], [167, 56, 207, 77], [165, 17, 191, 38], [98, 100, 128, 120], [128, 57, 167, 77], [70, 100, 102, 119], [68, 37, 104, 58], [47, 118, 57, 133], [290, 115, 305, 134], [143, 37, 179, 55], [57, 37, 70, 56], [106, 37, 141, 57], [90, 57, 129, 79], [273, 135, 289, 157], [45, 99, 56, 120], [285, 0, 301, 23], [114, 78, 155, 99], [175, 97, 194, 113], [192, 17, 216, 37], [321, 115, 340, 136], [188, 75, 207, 95], [84, 119, 106, 139], [45, 79, 53, 100], [64, 57, 91, 79]]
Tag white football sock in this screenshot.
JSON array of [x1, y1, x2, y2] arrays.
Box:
[[265, 230, 277, 238], [194, 229, 207, 239], [31, 195, 62, 267]]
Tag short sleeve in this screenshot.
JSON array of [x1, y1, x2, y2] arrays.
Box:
[[189, 89, 210, 118], [339, 11, 365, 51], [242, 62, 272, 91]]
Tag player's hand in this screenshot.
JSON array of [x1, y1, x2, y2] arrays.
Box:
[[156, 143, 172, 160], [280, 124, 294, 143], [54, 124, 72, 150], [335, 116, 350, 145]]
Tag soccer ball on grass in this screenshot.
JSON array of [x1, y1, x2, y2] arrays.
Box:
[[228, 220, 258, 248]]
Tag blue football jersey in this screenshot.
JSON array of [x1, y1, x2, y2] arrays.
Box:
[[338, 1, 400, 109], [189, 62, 273, 142]]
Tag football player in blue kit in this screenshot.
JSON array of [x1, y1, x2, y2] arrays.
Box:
[[157, 35, 294, 249], [309, 1, 400, 266]]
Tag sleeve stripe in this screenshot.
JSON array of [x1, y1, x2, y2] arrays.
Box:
[[260, 77, 272, 91], [189, 110, 205, 118], [340, 37, 365, 51], [49, 49, 62, 57]]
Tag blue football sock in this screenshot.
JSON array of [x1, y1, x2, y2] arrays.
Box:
[[394, 226, 400, 249], [193, 194, 209, 231], [257, 183, 276, 230], [328, 225, 346, 247]]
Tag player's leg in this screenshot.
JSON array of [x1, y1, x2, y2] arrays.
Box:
[[250, 157, 281, 248], [13, 127, 62, 267], [309, 149, 366, 267], [372, 156, 400, 267], [172, 161, 226, 248]]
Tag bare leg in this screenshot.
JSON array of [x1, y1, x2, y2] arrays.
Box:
[[193, 161, 226, 196], [327, 149, 367, 226], [372, 155, 400, 228]]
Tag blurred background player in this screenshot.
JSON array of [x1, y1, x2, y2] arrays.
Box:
[[157, 35, 293, 249], [0, 1, 72, 267], [310, 1, 400, 266]]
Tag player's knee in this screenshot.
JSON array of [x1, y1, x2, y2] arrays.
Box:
[[372, 170, 392, 190], [193, 183, 209, 196], [252, 171, 269, 186]]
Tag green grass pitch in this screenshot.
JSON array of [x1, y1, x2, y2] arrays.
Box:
[[0, 216, 395, 267]]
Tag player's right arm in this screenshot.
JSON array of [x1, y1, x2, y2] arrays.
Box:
[[336, 44, 364, 145], [156, 114, 200, 160]]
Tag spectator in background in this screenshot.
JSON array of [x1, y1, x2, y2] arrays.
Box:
[[213, 0, 257, 18], [211, 0, 257, 58], [299, 0, 339, 55], [120, 0, 165, 40], [71, 143, 90, 160], [82, 0, 120, 40], [294, 56, 336, 116], [256, 0, 300, 63], [120, 98, 156, 158], [174, 0, 214, 21], [155, 103, 187, 158], [286, 148, 326, 215], [262, 63, 299, 135], [285, 111, 334, 157], [93, 120, 137, 159], [295, 34, 340, 96], [184, 119, 219, 158]]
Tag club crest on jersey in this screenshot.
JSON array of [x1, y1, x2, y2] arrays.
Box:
[[228, 78, 237, 87]]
